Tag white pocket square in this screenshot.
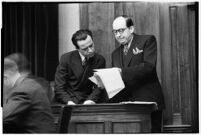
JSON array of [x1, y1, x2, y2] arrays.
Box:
[[133, 47, 143, 55]]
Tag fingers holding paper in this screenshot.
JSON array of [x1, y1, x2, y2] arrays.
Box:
[[89, 73, 105, 89], [112, 67, 122, 75], [88, 68, 125, 99]]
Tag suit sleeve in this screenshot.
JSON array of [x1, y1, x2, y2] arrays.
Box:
[[122, 35, 157, 82], [3, 90, 31, 123], [54, 55, 74, 104], [87, 56, 106, 102]]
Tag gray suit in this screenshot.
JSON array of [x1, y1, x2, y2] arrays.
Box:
[[3, 75, 55, 133]]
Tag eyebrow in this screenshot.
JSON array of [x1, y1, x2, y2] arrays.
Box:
[[82, 43, 93, 50]]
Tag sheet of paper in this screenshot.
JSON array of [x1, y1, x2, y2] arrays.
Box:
[[89, 76, 104, 88], [92, 68, 125, 98], [119, 101, 158, 109], [120, 101, 157, 105], [88, 76, 98, 85]]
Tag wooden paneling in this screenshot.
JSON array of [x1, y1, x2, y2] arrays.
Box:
[[176, 5, 191, 125], [170, 6, 182, 118], [112, 121, 141, 133], [51, 104, 72, 133], [169, 4, 197, 128], [67, 103, 156, 133], [159, 3, 173, 125], [74, 122, 104, 133], [81, 3, 115, 67], [79, 3, 89, 29], [188, 4, 198, 132], [79, 2, 198, 132]]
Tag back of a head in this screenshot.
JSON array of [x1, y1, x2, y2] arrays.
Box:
[[4, 53, 30, 73], [4, 58, 18, 75]]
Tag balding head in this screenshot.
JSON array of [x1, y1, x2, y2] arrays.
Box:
[[113, 15, 134, 30], [113, 16, 127, 30]]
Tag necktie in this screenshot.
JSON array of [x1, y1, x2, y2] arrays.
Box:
[[123, 44, 129, 55], [82, 58, 88, 68]]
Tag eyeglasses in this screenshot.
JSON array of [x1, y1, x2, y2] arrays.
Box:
[[112, 28, 128, 35]]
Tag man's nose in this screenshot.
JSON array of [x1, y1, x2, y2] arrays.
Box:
[[88, 47, 93, 52]]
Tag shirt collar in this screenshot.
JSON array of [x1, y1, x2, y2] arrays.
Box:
[[78, 51, 85, 62], [11, 72, 21, 88]]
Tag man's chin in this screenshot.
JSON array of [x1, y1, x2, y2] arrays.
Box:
[[88, 53, 94, 58], [118, 40, 126, 45]]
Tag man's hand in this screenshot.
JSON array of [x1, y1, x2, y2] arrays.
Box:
[[83, 100, 96, 105], [94, 74, 105, 89], [67, 101, 76, 105]]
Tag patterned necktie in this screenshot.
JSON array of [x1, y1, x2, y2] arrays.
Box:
[[123, 44, 129, 55]]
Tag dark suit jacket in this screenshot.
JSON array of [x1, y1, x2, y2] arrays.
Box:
[[54, 50, 106, 104], [111, 34, 165, 110], [3, 75, 55, 133]]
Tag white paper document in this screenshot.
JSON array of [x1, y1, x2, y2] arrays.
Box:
[[120, 101, 157, 105], [89, 68, 125, 98], [119, 101, 158, 109]]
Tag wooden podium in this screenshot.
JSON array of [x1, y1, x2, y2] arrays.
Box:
[[61, 102, 157, 133]]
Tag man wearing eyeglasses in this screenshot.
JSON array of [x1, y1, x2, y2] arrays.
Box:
[[110, 15, 165, 133], [54, 30, 106, 105]]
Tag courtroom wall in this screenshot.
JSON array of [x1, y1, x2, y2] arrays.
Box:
[[57, 2, 198, 132], [78, 2, 198, 132], [58, 4, 80, 59]]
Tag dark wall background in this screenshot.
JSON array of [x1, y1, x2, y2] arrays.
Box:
[[2, 3, 59, 81]]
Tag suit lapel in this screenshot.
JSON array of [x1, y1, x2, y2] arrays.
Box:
[[76, 55, 94, 89], [71, 51, 94, 89], [124, 34, 139, 67], [71, 51, 85, 79], [13, 75, 27, 88], [114, 46, 124, 68], [6, 75, 27, 102]]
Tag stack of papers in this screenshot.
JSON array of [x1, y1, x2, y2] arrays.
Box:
[[89, 68, 125, 98]]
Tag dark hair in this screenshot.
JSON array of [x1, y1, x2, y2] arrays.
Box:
[[71, 29, 93, 49], [121, 15, 134, 27], [4, 53, 30, 73]]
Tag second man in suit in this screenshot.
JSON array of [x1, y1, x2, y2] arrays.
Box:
[[54, 29, 106, 105], [110, 15, 165, 132]]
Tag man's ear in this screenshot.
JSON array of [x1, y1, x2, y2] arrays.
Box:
[[129, 26, 135, 33]]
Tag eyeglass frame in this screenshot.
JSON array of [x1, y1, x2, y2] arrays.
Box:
[[112, 27, 129, 35]]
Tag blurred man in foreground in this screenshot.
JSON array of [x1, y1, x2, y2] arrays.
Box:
[[3, 53, 55, 133]]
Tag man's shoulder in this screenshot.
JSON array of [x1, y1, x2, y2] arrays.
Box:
[[59, 50, 78, 63], [16, 76, 47, 92], [134, 34, 156, 42], [60, 50, 77, 59], [94, 53, 105, 60], [31, 76, 50, 88]]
